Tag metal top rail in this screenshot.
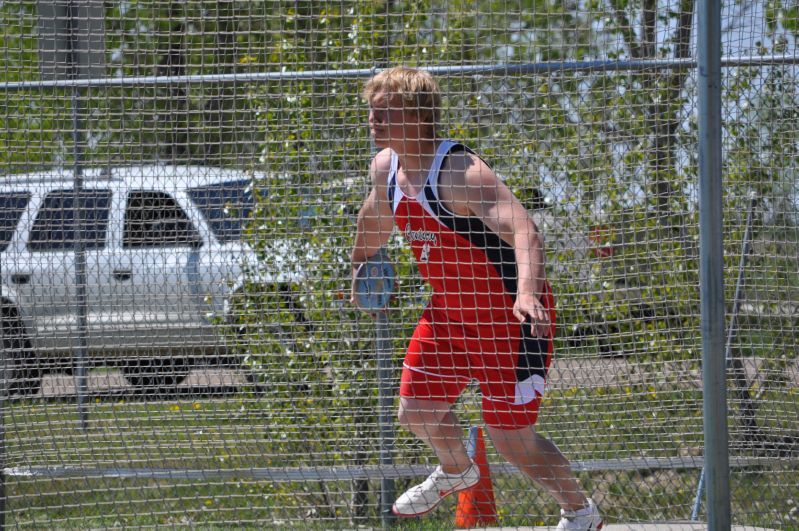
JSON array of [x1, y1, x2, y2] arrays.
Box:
[[2, 54, 799, 91]]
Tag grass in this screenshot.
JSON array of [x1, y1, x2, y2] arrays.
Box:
[[2, 384, 797, 528]]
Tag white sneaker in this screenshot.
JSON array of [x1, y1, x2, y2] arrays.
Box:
[[391, 463, 480, 517], [556, 498, 604, 530]]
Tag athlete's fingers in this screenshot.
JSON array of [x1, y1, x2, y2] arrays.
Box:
[[533, 304, 549, 324], [516, 302, 550, 337], [530, 317, 544, 337], [513, 296, 551, 337], [524, 302, 545, 321], [538, 308, 552, 337]]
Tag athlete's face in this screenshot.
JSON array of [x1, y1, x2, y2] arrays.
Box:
[[368, 91, 424, 148]]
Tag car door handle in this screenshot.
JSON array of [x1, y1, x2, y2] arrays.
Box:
[[10, 274, 30, 285], [113, 269, 133, 282]]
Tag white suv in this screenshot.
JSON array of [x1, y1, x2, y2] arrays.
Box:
[[0, 166, 307, 395]]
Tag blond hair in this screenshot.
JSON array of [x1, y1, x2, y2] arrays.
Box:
[[363, 66, 441, 136]]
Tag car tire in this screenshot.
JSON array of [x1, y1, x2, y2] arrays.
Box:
[[1, 312, 43, 397], [122, 358, 190, 393]]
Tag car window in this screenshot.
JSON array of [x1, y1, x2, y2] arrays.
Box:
[[0, 192, 30, 252], [28, 189, 112, 252], [123, 191, 202, 248], [186, 179, 253, 243]]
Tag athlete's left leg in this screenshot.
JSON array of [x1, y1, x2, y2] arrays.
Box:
[[487, 424, 589, 512]]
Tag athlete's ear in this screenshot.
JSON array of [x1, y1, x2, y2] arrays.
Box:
[[416, 108, 436, 137]]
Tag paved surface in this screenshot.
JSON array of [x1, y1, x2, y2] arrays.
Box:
[[342, 523, 776, 530], [33, 355, 799, 399], [482, 526, 776, 531], [39, 367, 245, 397]]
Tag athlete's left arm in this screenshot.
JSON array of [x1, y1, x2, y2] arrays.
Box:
[[444, 153, 550, 333]]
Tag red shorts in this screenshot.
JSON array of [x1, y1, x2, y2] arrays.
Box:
[[400, 291, 556, 430]]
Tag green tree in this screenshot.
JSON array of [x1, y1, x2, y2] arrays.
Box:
[[721, 9, 799, 414]]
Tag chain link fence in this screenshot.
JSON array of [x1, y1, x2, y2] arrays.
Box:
[[1, 1, 797, 528]]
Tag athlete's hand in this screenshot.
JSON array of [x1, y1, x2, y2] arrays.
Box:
[[513, 293, 551, 337]]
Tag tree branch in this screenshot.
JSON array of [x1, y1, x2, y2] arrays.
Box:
[[607, 0, 642, 58]]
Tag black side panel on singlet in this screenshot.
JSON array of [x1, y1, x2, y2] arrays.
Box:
[[516, 331, 550, 382], [423, 143, 519, 299]]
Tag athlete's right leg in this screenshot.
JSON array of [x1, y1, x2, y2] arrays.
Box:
[[397, 397, 472, 474], [393, 397, 480, 517], [395, 329, 478, 516], [399, 312, 472, 473]]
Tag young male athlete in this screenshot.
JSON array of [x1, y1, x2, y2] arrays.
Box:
[[350, 66, 603, 530]]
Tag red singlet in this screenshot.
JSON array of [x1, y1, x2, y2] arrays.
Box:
[[392, 141, 556, 429]]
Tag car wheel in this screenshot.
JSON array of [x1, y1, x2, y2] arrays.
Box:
[[1, 314, 43, 397], [122, 358, 190, 393]]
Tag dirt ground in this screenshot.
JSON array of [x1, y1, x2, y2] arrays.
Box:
[[31, 355, 798, 399]]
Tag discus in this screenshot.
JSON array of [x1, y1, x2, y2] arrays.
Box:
[[354, 253, 395, 312]]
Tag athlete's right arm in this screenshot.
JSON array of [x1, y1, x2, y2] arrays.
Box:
[[350, 150, 395, 305]]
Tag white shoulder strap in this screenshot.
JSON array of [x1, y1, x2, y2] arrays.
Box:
[[388, 150, 399, 185], [426, 140, 458, 197]]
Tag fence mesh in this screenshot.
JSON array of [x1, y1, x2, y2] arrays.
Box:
[[1, 1, 798, 529]]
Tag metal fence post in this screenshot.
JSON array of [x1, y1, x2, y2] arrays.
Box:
[[71, 84, 89, 432], [692, 193, 757, 521], [375, 310, 395, 527], [698, 0, 731, 528], [353, 251, 396, 526], [0, 302, 5, 530], [62, 2, 91, 432]]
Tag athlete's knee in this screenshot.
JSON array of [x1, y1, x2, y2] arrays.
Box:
[[397, 403, 430, 430], [397, 398, 448, 432], [493, 427, 567, 469], [493, 440, 526, 466], [489, 425, 540, 464], [396, 406, 412, 430]]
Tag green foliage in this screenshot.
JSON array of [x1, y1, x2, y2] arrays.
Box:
[[766, 0, 799, 35], [0, 2, 66, 170]]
